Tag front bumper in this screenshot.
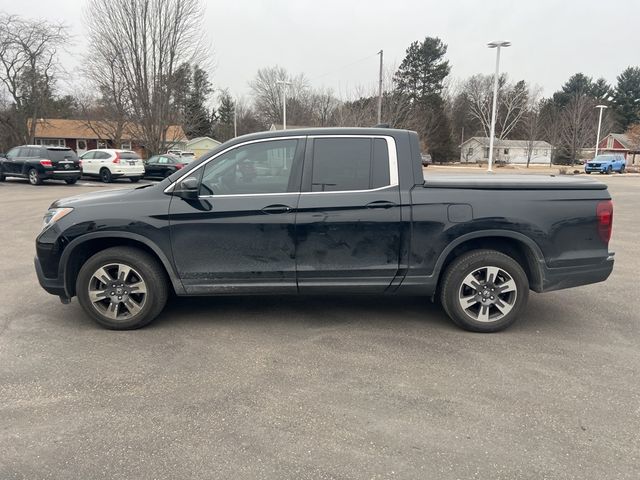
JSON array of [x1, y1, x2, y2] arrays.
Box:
[[34, 256, 66, 298], [538, 254, 614, 292]]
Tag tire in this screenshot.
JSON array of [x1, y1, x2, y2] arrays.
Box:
[[76, 247, 169, 330], [607, 165, 613, 174], [65, 178, 78, 185], [100, 168, 113, 183], [619, 165, 625, 174], [0, 171, 5, 181], [440, 249, 529, 333], [585, 171, 591, 174], [28, 168, 43, 185], [129, 177, 141, 183]]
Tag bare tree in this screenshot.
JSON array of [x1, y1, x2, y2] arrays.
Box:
[[559, 94, 598, 164], [334, 68, 412, 128], [0, 14, 67, 144], [522, 88, 543, 167], [463, 74, 529, 141], [233, 97, 262, 136], [85, 0, 207, 155], [623, 124, 640, 165], [249, 66, 310, 127]]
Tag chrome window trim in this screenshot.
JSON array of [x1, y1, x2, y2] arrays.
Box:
[[165, 134, 399, 196]]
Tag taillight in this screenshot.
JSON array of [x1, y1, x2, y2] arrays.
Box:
[[40, 159, 52, 167], [596, 200, 613, 244], [176, 163, 184, 169], [112, 152, 121, 164]]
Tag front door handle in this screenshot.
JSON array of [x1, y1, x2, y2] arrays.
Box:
[[261, 204, 293, 214], [365, 200, 397, 209]]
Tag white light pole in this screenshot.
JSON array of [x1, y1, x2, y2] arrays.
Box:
[[487, 40, 511, 172], [276, 80, 292, 129], [594, 105, 607, 157]]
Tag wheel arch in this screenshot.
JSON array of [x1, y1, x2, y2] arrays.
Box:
[[433, 230, 545, 292], [60, 232, 185, 297]]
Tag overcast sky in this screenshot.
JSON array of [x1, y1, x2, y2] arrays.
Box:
[[2, 0, 638, 102]]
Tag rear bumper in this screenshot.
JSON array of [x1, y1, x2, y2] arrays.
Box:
[[34, 256, 66, 297], [538, 254, 614, 292], [110, 167, 145, 178]]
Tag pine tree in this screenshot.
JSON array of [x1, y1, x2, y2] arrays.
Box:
[[613, 67, 640, 129]]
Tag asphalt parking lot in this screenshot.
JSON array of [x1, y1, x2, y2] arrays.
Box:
[[0, 175, 638, 479]]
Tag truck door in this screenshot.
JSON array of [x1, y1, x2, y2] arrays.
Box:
[[168, 137, 305, 294], [295, 135, 402, 293]]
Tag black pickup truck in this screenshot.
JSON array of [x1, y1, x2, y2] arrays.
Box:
[[35, 128, 614, 332]]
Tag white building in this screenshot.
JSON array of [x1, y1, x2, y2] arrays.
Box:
[[460, 137, 553, 165]]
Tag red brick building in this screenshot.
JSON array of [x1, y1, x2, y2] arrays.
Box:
[[597, 133, 640, 164], [31, 119, 186, 159]]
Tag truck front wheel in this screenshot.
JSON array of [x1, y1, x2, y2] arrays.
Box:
[[440, 249, 529, 332], [76, 247, 169, 329]]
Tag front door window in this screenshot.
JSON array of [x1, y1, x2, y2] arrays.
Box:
[[199, 139, 298, 196]]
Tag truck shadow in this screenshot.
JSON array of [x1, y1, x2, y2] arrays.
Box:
[[155, 294, 455, 330]]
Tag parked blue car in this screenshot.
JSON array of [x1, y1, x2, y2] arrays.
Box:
[[584, 154, 626, 174]]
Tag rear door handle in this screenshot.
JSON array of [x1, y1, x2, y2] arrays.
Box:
[[365, 200, 397, 209], [261, 204, 293, 214]]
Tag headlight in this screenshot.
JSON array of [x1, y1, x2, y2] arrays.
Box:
[[42, 207, 74, 230]]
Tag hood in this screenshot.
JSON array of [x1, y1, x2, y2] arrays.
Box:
[[51, 187, 139, 209]]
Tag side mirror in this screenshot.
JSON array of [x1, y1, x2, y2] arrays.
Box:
[[173, 176, 200, 200]]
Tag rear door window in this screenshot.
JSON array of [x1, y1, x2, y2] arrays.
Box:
[[310, 137, 392, 192]]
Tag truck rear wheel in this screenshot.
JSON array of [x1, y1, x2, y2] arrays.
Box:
[[76, 247, 168, 329], [440, 249, 529, 332]]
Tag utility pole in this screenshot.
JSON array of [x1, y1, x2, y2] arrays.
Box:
[[377, 50, 383, 125], [233, 100, 237, 138], [276, 80, 292, 129]]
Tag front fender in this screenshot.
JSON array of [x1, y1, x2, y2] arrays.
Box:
[[59, 231, 186, 297]]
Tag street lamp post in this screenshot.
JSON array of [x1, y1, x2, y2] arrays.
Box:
[[487, 40, 511, 172], [276, 80, 292, 129], [594, 105, 608, 157]]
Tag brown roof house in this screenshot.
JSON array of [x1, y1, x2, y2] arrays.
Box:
[[31, 118, 187, 159]]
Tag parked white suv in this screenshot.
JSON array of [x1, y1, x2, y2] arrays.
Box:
[[80, 149, 145, 183]]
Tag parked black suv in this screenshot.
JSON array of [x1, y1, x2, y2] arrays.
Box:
[[0, 145, 81, 185]]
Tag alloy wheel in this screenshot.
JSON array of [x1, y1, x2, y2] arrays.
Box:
[[29, 169, 39, 185], [457, 265, 518, 323], [88, 263, 148, 320]]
